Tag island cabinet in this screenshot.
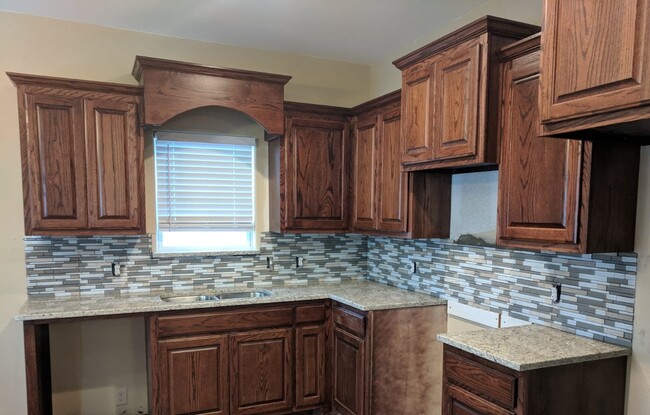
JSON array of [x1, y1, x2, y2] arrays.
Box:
[[393, 16, 539, 171], [268, 103, 350, 233], [539, 0, 650, 138], [442, 345, 627, 415], [349, 91, 452, 238], [497, 34, 641, 253], [147, 301, 328, 415], [7, 73, 145, 235], [331, 302, 447, 415]]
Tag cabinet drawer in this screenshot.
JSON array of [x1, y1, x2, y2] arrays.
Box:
[[296, 303, 327, 325], [333, 306, 366, 338], [444, 350, 517, 409], [156, 306, 293, 338]]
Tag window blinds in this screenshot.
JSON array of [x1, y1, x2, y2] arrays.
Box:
[[154, 131, 255, 232]]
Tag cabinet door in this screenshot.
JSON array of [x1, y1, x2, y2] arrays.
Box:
[[230, 328, 293, 415], [443, 383, 514, 415], [350, 115, 379, 231], [540, 0, 650, 122], [401, 59, 434, 164], [22, 93, 87, 233], [498, 43, 583, 247], [85, 98, 143, 231], [285, 117, 349, 231], [333, 328, 365, 415], [295, 325, 326, 408], [157, 335, 229, 415], [377, 106, 408, 233], [432, 40, 482, 161]]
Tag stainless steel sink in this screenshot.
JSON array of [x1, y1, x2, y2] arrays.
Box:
[[161, 290, 272, 303], [161, 295, 219, 303]]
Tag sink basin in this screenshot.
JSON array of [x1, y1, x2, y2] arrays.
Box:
[[218, 290, 272, 300], [161, 290, 272, 303], [161, 295, 219, 303]]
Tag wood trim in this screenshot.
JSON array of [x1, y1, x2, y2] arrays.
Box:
[[283, 101, 351, 118], [132, 56, 292, 85], [393, 16, 539, 69], [7, 72, 143, 95], [496, 33, 541, 62], [350, 90, 401, 115], [24, 323, 52, 415]]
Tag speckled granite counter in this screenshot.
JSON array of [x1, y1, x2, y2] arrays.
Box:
[[16, 280, 446, 321], [437, 325, 630, 371]]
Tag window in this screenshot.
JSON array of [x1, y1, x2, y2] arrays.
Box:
[[154, 131, 256, 253]]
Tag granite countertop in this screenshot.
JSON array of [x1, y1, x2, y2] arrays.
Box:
[[16, 280, 446, 321], [437, 325, 631, 371]]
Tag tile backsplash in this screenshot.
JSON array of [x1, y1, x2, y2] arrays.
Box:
[[24, 233, 637, 346]]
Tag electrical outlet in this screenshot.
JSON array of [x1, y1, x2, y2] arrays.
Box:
[[266, 256, 274, 270], [296, 256, 304, 268], [111, 262, 121, 277], [115, 387, 127, 406], [551, 283, 562, 303], [408, 261, 417, 274]]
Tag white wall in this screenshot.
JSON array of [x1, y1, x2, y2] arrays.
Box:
[[0, 11, 371, 415]]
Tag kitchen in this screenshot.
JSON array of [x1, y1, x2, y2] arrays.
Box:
[[0, 0, 649, 414]]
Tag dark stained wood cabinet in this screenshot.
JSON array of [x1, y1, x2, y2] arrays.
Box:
[[148, 302, 327, 415], [497, 34, 641, 253], [331, 303, 447, 415], [157, 335, 229, 415], [269, 103, 350, 233], [394, 16, 539, 171], [8, 73, 145, 235], [230, 329, 293, 415], [442, 345, 627, 415], [350, 91, 452, 238], [540, 0, 650, 138]]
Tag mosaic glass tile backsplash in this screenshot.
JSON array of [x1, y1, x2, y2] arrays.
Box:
[[25, 233, 637, 346]]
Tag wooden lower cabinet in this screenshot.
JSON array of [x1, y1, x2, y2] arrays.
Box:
[[442, 346, 627, 415], [149, 302, 326, 415], [331, 303, 447, 415], [157, 335, 229, 415]]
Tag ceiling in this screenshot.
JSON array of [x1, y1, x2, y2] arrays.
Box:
[[0, 0, 490, 63]]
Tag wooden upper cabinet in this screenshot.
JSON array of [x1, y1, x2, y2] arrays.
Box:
[[8, 73, 145, 235], [497, 34, 641, 253], [350, 114, 379, 231], [540, 0, 650, 137], [394, 16, 539, 171], [269, 103, 350, 233], [85, 98, 143, 230]]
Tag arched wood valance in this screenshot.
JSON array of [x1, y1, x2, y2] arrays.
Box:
[[132, 56, 291, 137]]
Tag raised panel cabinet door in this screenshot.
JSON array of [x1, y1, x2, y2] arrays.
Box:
[[443, 384, 514, 415], [285, 117, 349, 231], [540, 0, 650, 122], [498, 40, 582, 247], [157, 335, 229, 415], [295, 325, 326, 408], [85, 97, 143, 231], [230, 328, 293, 415], [351, 115, 379, 231], [432, 40, 483, 161], [333, 328, 365, 415], [377, 106, 408, 233], [23, 93, 87, 233], [401, 59, 434, 164]]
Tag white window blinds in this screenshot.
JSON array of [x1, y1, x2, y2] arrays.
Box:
[[154, 131, 255, 233]]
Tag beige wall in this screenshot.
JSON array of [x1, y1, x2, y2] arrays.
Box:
[[0, 11, 371, 415]]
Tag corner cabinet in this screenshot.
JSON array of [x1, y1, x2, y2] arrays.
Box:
[[268, 103, 350, 233], [8, 73, 145, 235], [331, 303, 447, 415], [349, 92, 452, 238], [393, 16, 539, 171], [540, 0, 650, 138], [497, 34, 640, 253]]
